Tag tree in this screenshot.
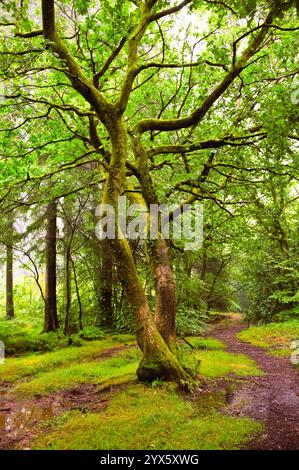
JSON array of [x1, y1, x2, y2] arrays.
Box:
[[44, 200, 59, 332], [0, 0, 297, 381], [5, 219, 15, 319]]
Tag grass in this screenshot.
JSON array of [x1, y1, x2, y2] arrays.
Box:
[[237, 320, 299, 359], [1, 324, 264, 450], [180, 334, 262, 378], [6, 344, 262, 398], [196, 350, 262, 378], [1, 331, 262, 398], [32, 384, 262, 450], [0, 317, 66, 355], [0, 336, 134, 383], [9, 348, 140, 398], [186, 336, 226, 350], [0, 316, 135, 356]]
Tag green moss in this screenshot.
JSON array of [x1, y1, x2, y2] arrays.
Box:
[[269, 348, 291, 358], [0, 336, 135, 383], [186, 337, 226, 350], [237, 320, 299, 352], [9, 348, 140, 398], [0, 317, 65, 355], [195, 350, 262, 378], [32, 385, 262, 450], [194, 391, 227, 415]]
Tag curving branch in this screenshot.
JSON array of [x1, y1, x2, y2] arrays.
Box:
[[40, 0, 112, 124], [146, 132, 267, 158], [133, 5, 281, 134], [148, 0, 192, 22], [15, 29, 43, 38]]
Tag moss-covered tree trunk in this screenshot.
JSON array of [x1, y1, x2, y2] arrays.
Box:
[[153, 238, 177, 350], [102, 117, 190, 382], [63, 211, 77, 336], [131, 135, 177, 350], [63, 241, 72, 335], [40, 0, 192, 382]]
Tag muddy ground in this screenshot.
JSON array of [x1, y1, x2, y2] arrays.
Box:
[[0, 318, 298, 450], [211, 316, 299, 450]]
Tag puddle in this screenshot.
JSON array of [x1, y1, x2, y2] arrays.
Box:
[[0, 381, 131, 448], [0, 403, 56, 442], [194, 391, 227, 415]]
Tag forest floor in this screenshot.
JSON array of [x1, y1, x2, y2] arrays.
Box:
[[209, 314, 299, 450], [0, 315, 298, 450]]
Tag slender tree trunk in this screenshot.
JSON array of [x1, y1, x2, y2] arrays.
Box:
[[72, 257, 83, 330], [63, 210, 78, 336], [6, 220, 14, 319], [63, 243, 72, 335], [44, 201, 59, 332], [201, 246, 207, 281], [207, 259, 226, 311], [98, 239, 113, 329], [90, 194, 114, 329]]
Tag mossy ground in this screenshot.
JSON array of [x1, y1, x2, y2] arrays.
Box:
[[1, 329, 264, 449], [186, 336, 226, 350], [32, 384, 262, 450], [0, 316, 134, 356], [195, 350, 262, 377], [237, 320, 299, 360], [10, 348, 139, 398], [0, 336, 134, 383], [2, 335, 262, 398], [181, 336, 262, 378]]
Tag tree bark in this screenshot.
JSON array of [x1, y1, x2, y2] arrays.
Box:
[[6, 220, 14, 319], [63, 243, 72, 335], [44, 201, 59, 332], [131, 136, 177, 349], [102, 117, 190, 382], [72, 257, 83, 330], [153, 238, 177, 350], [63, 211, 74, 336], [98, 239, 114, 329], [90, 194, 114, 329]]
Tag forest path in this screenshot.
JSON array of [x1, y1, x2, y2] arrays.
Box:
[[210, 314, 299, 450]]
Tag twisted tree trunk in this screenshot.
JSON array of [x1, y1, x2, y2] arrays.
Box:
[[102, 117, 190, 382]]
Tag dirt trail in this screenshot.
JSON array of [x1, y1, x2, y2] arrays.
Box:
[[211, 315, 299, 450]]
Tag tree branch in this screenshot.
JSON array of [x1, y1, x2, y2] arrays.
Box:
[[146, 132, 267, 157], [133, 5, 280, 134], [41, 0, 112, 124], [93, 36, 127, 88], [149, 0, 192, 22], [15, 29, 43, 38]]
